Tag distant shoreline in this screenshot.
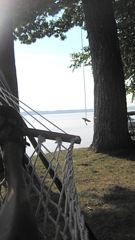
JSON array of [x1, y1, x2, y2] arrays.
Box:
[[21, 109, 94, 116], [21, 106, 135, 116]]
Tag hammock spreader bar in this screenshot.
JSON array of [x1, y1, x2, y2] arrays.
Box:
[[23, 127, 81, 144]]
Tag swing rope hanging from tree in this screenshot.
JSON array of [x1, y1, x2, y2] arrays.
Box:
[[80, 29, 91, 126], [0, 84, 97, 240]]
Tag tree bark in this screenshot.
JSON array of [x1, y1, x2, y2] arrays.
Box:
[[0, 1, 19, 172], [0, 1, 18, 98], [82, 0, 132, 152]]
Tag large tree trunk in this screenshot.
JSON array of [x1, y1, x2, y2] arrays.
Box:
[[0, 1, 18, 98], [82, 0, 132, 152], [0, 1, 19, 172]]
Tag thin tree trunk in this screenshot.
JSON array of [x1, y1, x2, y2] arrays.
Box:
[[82, 0, 132, 152], [0, 1, 18, 98]]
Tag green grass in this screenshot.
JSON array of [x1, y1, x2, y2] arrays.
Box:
[[72, 148, 135, 240], [1, 147, 135, 239]]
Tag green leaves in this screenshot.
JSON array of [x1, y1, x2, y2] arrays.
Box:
[[13, 1, 84, 43], [13, 0, 135, 97], [113, 0, 135, 98], [69, 46, 91, 71]]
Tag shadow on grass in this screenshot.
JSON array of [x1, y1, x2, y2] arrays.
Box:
[[107, 145, 135, 161], [84, 186, 135, 240]]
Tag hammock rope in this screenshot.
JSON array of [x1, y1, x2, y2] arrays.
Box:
[[0, 83, 96, 240]]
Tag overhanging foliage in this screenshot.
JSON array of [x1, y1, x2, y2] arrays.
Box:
[[13, 0, 135, 97]]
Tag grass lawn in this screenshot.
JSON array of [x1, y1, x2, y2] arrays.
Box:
[[1, 146, 135, 240], [72, 148, 135, 240]]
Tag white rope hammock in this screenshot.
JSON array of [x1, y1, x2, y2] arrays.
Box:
[[0, 84, 94, 240]]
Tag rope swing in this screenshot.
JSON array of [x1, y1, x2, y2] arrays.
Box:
[[81, 29, 91, 125]]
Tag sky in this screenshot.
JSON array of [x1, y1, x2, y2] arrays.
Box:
[[14, 26, 134, 111], [14, 27, 94, 111]]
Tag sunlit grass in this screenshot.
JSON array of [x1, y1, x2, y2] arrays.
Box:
[[1, 147, 135, 239], [72, 148, 135, 240], [29, 147, 135, 239]]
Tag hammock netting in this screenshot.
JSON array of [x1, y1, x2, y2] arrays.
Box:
[[0, 83, 92, 240]]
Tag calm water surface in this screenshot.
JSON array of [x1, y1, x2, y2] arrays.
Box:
[[24, 111, 94, 154], [48, 112, 94, 148]]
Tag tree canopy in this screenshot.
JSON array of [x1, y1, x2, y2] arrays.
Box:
[[70, 1, 135, 99], [13, 1, 83, 43], [13, 0, 135, 98], [1, 0, 134, 98], [113, 0, 135, 98], [0, 0, 133, 152]]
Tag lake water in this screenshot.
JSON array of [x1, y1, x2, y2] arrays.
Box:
[[23, 111, 94, 154], [45, 112, 94, 147], [23, 106, 135, 155]]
